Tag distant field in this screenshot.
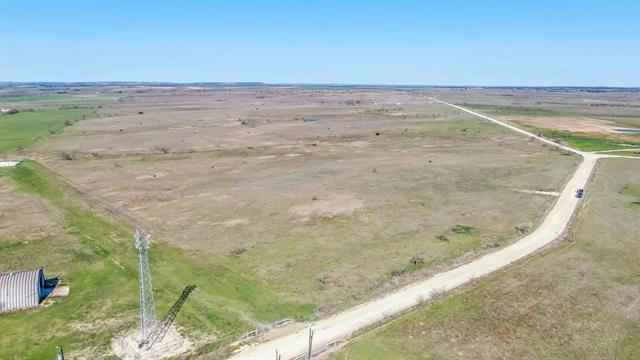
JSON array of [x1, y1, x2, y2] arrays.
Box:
[[457, 101, 640, 151], [332, 158, 640, 360], [457, 103, 560, 116], [0, 108, 94, 155], [0, 92, 119, 108], [0, 94, 72, 102]]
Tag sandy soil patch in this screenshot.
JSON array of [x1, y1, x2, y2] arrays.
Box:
[[502, 115, 639, 137], [342, 141, 370, 148], [291, 194, 364, 218], [0, 161, 20, 167], [111, 327, 191, 360], [509, 188, 560, 196], [135, 172, 168, 180], [214, 218, 251, 227]]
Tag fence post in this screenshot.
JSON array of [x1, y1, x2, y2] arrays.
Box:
[[307, 326, 314, 359]]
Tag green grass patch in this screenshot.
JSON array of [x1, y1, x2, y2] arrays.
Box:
[[522, 127, 640, 151], [620, 185, 640, 198], [449, 224, 474, 235], [620, 184, 640, 207], [0, 161, 313, 359], [0, 108, 94, 155], [543, 130, 639, 151]]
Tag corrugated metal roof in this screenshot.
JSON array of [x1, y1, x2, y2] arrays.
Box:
[[0, 267, 44, 313]]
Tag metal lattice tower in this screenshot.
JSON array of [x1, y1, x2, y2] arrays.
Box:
[[140, 284, 197, 350], [134, 228, 157, 343]]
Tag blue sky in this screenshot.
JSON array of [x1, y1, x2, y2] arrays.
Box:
[[1, 0, 638, 86]]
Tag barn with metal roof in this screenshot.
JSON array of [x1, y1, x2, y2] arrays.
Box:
[[0, 267, 46, 313]]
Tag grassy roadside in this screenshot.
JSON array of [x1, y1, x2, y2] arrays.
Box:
[[0, 108, 95, 155], [0, 161, 313, 359], [331, 158, 640, 360], [600, 151, 640, 158]]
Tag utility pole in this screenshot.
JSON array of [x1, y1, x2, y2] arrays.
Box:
[[307, 325, 314, 359]]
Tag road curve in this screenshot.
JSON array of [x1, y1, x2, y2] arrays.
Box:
[[230, 99, 626, 360]]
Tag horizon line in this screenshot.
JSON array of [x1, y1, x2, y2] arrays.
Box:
[[1, 81, 639, 89]]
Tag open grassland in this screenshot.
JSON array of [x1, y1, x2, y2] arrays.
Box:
[[331, 158, 640, 360], [25, 88, 579, 317], [2, 87, 617, 358], [0, 161, 312, 359], [0, 108, 95, 155]]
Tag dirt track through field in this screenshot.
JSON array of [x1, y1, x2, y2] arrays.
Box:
[[230, 99, 638, 360]]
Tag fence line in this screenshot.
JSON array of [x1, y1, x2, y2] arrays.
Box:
[[236, 318, 294, 343]]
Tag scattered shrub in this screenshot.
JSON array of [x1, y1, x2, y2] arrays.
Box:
[[410, 255, 424, 265], [515, 224, 531, 235], [390, 268, 405, 277], [316, 273, 329, 284], [449, 225, 473, 235], [486, 241, 499, 248], [230, 245, 245, 256], [430, 286, 447, 300], [436, 234, 449, 242]]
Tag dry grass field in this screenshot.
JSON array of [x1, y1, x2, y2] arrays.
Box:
[[24, 88, 578, 312], [1, 86, 635, 358], [331, 158, 640, 359]]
